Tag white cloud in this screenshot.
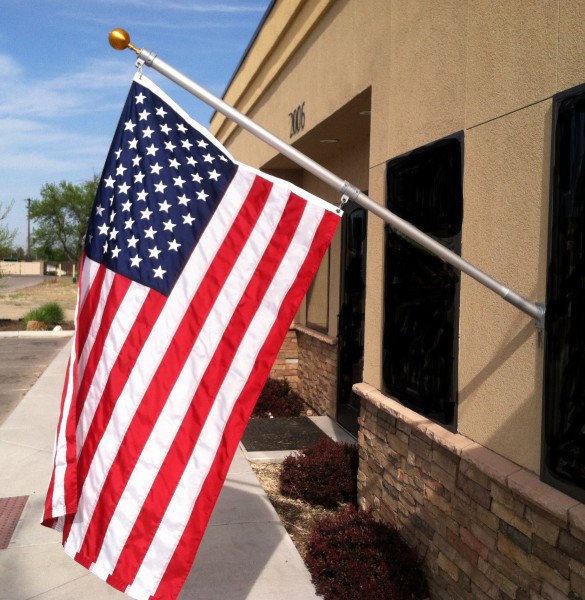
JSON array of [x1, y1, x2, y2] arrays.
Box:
[[0, 54, 134, 119], [0, 117, 109, 156], [0, 54, 22, 78], [0, 53, 124, 212]]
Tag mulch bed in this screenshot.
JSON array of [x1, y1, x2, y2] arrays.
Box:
[[250, 462, 334, 559], [241, 417, 326, 452]]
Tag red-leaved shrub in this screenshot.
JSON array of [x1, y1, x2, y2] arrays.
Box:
[[279, 436, 359, 507], [252, 378, 304, 418], [306, 506, 428, 600]]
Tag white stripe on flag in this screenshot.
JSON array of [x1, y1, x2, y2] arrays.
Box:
[[76, 281, 150, 443], [64, 167, 257, 558], [91, 172, 290, 575], [127, 191, 326, 598]]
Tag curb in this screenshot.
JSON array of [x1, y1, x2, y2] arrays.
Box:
[[0, 330, 75, 339]]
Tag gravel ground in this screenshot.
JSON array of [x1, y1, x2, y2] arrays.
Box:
[[0, 277, 77, 321]]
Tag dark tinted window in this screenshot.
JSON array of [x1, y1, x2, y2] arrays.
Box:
[[383, 136, 463, 425], [543, 88, 585, 502]]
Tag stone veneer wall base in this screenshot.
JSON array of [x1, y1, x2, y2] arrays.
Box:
[[354, 382, 585, 600], [296, 324, 338, 418], [269, 325, 339, 417], [269, 328, 299, 389]]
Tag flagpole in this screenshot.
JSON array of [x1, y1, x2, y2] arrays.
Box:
[[108, 29, 545, 328]]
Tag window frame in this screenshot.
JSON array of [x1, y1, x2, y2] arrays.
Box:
[[382, 133, 464, 427], [305, 245, 331, 333], [542, 83, 585, 504]]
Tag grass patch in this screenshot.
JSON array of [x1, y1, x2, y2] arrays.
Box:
[[21, 302, 65, 327]]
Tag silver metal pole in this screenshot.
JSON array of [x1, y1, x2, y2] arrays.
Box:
[[113, 35, 545, 328]]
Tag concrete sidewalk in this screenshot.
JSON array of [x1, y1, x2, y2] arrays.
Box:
[[0, 337, 320, 599]]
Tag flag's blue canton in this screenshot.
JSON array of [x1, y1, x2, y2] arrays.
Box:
[[86, 81, 237, 296]]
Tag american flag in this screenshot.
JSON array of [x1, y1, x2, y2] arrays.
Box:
[[42, 74, 340, 600]]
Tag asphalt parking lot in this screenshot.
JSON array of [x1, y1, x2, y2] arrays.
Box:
[[0, 275, 47, 294], [0, 336, 71, 426]]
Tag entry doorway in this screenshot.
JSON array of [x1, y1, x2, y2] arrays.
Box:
[[337, 200, 367, 437]]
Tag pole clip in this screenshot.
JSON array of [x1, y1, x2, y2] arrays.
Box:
[[339, 181, 361, 211], [136, 58, 145, 78], [534, 303, 546, 331]]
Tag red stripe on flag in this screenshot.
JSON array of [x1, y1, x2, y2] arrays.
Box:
[[64, 262, 103, 517], [74, 275, 133, 427], [73, 286, 166, 496], [72, 176, 273, 566], [155, 204, 341, 597], [42, 355, 72, 529], [74, 263, 108, 356], [105, 182, 305, 589], [43, 257, 100, 531]]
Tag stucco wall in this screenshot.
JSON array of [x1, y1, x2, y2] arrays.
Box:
[[214, 1, 585, 595], [459, 101, 550, 472], [212, 0, 585, 479]]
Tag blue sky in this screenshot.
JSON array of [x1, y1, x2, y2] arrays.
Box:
[[0, 0, 272, 249]]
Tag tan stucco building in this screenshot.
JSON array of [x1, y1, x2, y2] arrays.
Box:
[[211, 2, 585, 598]]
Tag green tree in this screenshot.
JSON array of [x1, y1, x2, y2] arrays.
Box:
[[30, 175, 98, 262], [12, 246, 25, 260], [0, 201, 16, 258]]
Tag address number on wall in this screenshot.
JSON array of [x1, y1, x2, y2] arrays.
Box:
[[289, 102, 305, 138]]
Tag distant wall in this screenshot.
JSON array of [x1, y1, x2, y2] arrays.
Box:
[[0, 261, 44, 276]]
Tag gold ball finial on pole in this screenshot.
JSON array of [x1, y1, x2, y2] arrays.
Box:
[[109, 28, 140, 54]]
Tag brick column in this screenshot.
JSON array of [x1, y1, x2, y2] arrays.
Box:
[[269, 328, 299, 389], [296, 324, 338, 418]]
